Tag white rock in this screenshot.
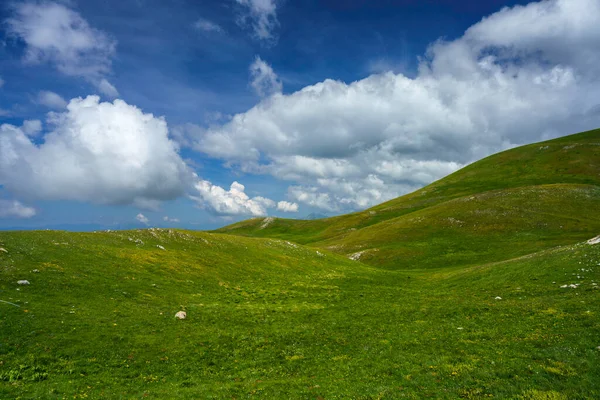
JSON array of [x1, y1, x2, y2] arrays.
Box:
[[175, 311, 187, 320], [0, 247, 7, 253], [17, 280, 30, 285], [495, 296, 502, 300], [260, 217, 275, 229], [588, 235, 600, 245], [349, 251, 365, 261], [157, 245, 166, 250], [32, 269, 40, 273]]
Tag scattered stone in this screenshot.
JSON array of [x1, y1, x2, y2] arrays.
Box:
[[175, 311, 187, 320], [17, 280, 30, 285], [32, 269, 40, 273], [560, 284, 580, 289], [588, 235, 600, 245], [495, 296, 502, 300], [260, 217, 275, 229], [0, 247, 8, 253], [349, 251, 365, 261], [156, 245, 166, 251], [457, 327, 464, 330]]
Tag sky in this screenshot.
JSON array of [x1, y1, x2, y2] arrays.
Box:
[[1, 0, 600, 231]]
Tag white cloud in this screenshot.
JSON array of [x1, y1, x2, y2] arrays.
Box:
[[21, 120, 42, 136], [163, 216, 180, 223], [287, 186, 335, 212], [97, 78, 119, 98], [190, 179, 275, 216], [235, 0, 278, 43], [6, 2, 116, 85], [37, 90, 68, 109], [190, 0, 600, 211], [0, 95, 189, 206], [193, 18, 223, 33], [0, 199, 36, 219], [277, 201, 298, 213], [136, 213, 149, 225], [249, 56, 282, 97]]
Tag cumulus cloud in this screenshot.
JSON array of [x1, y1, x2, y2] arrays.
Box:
[[186, 0, 600, 211], [249, 56, 282, 97], [190, 180, 275, 216], [0, 199, 36, 219], [277, 201, 298, 213], [136, 213, 149, 225], [37, 90, 68, 109], [235, 0, 279, 43], [287, 186, 335, 212], [193, 18, 223, 33], [6, 1, 116, 87], [163, 216, 180, 223], [97, 78, 119, 98], [21, 119, 42, 136], [0, 95, 189, 206]]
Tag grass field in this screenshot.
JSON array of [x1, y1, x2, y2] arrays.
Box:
[[1, 129, 600, 399]]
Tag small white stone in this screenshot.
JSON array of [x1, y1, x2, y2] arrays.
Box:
[[587, 235, 600, 245], [495, 296, 502, 300], [157, 245, 166, 250], [17, 280, 30, 285], [175, 311, 187, 320]]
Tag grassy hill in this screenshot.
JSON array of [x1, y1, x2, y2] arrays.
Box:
[[2, 128, 600, 398], [216, 129, 600, 269], [2, 229, 600, 398]]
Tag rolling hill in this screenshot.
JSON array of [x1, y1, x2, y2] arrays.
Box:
[[216, 129, 600, 269], [1, 128, 600, 399]]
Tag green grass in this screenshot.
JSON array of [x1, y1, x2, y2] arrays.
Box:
[[1, 229, 599, 398], [1, 128, 600, 398]]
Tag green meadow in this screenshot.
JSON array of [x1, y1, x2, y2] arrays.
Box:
[[1, 129, 600, 399]]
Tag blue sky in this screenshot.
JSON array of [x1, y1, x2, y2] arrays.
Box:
[[1, 0, 600, 230]]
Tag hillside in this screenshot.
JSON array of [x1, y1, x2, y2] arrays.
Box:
[[2, 229, 600, 398], [2, 128, 600, 398], [216, 129, 600, 269]]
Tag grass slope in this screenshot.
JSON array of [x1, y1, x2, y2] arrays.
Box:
[[2, 129, 600, 398], [216, 129, 600, 268], [1, 229, 600, 398]]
